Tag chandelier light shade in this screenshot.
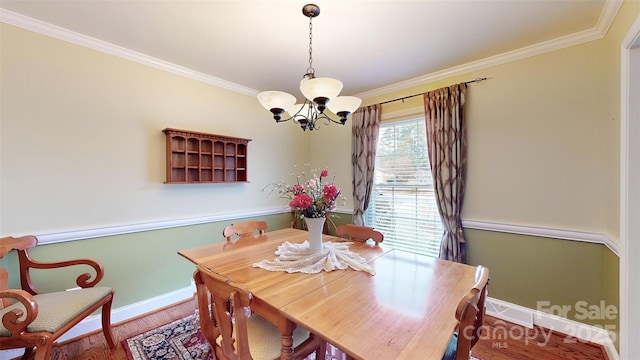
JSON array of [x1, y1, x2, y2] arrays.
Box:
[[257, 3, 362, 131], [257, 91, 296, 119], [327, 96, 362, 120], [299, 77, 343, 109]]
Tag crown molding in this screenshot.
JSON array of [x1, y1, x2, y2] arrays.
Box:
[[596, 0, 624, 37], [2, 2, 622, 101], [356, 0, 624, 99], [0, 8, 259, 96]]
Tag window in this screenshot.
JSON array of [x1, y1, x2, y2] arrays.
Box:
[[365, 117, 444, 257]]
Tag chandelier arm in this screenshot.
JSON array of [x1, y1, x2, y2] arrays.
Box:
[[271, 99, 315, 129], [316, 113, 346, 125]]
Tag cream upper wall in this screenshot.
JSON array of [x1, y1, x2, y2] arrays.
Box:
[[307, 124, 353, 209], [0, 23, 308, 236], [3, 0, 638, 239], [310, 2, 640, 240], [324, 39, 617, 234], [463, 41, 616, 233]]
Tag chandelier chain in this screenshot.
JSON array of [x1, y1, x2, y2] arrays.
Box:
[[307, 16, 314, 76]]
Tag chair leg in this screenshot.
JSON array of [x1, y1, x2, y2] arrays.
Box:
[[32, 339, 53, 360], [101, 293, 117, 348], [21, 347, 33, 360], [316, 339, 327, 360]]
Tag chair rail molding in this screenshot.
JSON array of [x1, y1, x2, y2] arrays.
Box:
[[462, 219, 619, 256], [25, 207, 619, 256], [30, 206, 353, 245]]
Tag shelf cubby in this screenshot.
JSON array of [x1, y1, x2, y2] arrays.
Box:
[[163, 128, 251, 184]]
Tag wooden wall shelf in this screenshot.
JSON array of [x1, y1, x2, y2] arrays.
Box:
[[163, 128, 251, 184]]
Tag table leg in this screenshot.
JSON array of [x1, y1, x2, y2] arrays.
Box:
[[250, 299, 295, 359], [277, 319, 296, 360]]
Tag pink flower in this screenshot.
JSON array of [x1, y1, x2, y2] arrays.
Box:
[[289, 193, 313, 209], [323, 184, 340, 202], [292, 183, 305, 195], [267, 166, 342, 218]]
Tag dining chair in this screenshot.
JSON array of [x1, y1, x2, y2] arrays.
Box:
[[194, 264, 326, 360], [442, 265, 490, 360], [335, 224, 384, 245], [223, 220, 268, 241], [0, 235, 116, 360]]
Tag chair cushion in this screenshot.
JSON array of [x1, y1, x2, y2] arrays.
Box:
[[216, 313, 310, 359], [441, 333, 458, 360], [0, 287, 112, 336]]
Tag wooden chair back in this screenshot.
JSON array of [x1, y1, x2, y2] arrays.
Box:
[[0, 235, 37, 257], [0, 235, 116, 358], [0, 236, 31, 309], [454, 265, 489, 360], [1, 235, 40, 296], [194, 265, 254, 360], [222, 220, 268, 241], [335, 224, 384, 245], [194, 265, 326, 360], [0, 268, 9, 309]]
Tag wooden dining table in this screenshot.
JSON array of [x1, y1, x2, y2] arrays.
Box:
[[178, 227, 482, 360]]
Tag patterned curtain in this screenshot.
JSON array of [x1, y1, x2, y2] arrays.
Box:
[[351, 104, 381, 225], [423, 83, 467, 263]]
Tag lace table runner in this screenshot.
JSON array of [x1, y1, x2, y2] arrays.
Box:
[[252, 241, 375, 275]]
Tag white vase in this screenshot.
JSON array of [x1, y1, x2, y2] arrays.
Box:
[[304, 217, 325, 252]]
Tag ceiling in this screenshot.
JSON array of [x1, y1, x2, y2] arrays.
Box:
[[0, 0, 618, 100]]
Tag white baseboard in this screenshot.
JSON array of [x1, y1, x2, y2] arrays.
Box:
[[486, 297, 534, 328], [486, 297, 619, 360], [0, 284, 196, 360]]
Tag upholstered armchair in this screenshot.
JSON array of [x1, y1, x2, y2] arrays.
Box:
[[0, 235, 116, 360]]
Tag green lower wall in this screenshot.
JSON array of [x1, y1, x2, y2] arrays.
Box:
[[1, 214, 292, 308], [465, 228, 619, 348], [1, 214, 619, 349], [1, 211, 355, 308]]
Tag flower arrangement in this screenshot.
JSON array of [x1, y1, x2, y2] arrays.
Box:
[[265, 165, 343, 219]]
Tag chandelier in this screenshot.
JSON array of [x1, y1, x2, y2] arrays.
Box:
[[257, 4, 362, 131]]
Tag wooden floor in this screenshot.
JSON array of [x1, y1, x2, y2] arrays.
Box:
[[21, 298, 607, 360], [49, 299, 198, 360], [472, 316, 608, 360]]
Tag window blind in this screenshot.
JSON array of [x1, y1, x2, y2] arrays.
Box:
[[365, 118, 444, 258]]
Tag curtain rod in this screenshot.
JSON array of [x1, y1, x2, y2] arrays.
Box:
[[378, 77, 488, 106]]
